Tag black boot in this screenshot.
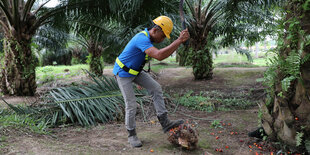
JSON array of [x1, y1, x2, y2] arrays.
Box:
[[248, 127, 266, 139], [127, 129, 142, 147], [157, 112, 184, 133]]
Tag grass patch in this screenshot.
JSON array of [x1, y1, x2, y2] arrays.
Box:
[[36, 64, 89, 86], [34, 52, 270, 85], [148, 63, 180, 73], [149, 57, 180, 73], [253, 57, 269, 66], [198, 138, 211, 149], [214, 53, 252, 64], [139, 131, 162, 140], [175, 90, 257, 112], [235, 123, 247, 131], [0, 136, 7, 150], [157, 144, 177, 152], [213, 52, 275, 67], [0, 109, 50, 135], [215, 63, 260, 68], [36, 64, 88, 75], [150, 52, 274, 69], [210, 120, 223, 129], [214, 68, 265, 86], [153, 56, 178, 64], [176, 91, 215, 112]]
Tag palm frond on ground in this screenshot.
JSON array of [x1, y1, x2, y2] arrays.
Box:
[[4, 71, 147, 126]]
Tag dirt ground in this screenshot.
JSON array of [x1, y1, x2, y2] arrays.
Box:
[[0, 67, 274, 155]]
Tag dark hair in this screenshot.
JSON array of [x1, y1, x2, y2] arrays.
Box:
[[147, 23, 162, 30], [147, 22, 162, 31]]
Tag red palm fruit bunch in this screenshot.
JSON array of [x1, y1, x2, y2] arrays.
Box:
[[167, 123, 199, 150]]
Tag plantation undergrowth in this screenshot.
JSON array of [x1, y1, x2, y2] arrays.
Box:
[[0, 66, 270, 155]]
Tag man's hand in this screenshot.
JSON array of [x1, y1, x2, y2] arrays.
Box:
[[178, 28, 190, 43], [145, 28, 190, 61]]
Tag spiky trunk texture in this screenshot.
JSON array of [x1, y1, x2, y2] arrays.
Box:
[[88, 41, 103, 76], [191, 37, 213, 80], [192, 48, 213, 80], [176, 48, 189, 66], [0, 0, 38, 96], [1, 34, 37, 96], [261, 1, 310, 152]]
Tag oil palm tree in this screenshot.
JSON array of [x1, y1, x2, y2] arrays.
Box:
[[68, 13, 125, 76], [0, 0, 39, 95], [71, 34, 105, 76], [0, 0, 181, 128], [182, 0, 310, 152], [260, 0, 310, 153], [0, 0, 117, 96], [0, 0, 180, 96], [182, 0, 276, 80], [34, 24, 71, 66]]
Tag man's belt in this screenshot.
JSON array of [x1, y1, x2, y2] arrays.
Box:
[[116, 57, 140, 75]]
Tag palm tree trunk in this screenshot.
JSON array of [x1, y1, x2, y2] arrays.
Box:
[[191, 38, 213, 80], [177, 48, 190, 66], [89, 53, 103, 76], [88, 42, 103, 76], [261, 1, 310, 152], [1, 36, 37, 96], [176, 51, 186, 66], [192, 48, 213, 80]]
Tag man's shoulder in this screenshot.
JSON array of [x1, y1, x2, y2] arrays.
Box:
[[136, 32, 152, 42], [134, 32, 149, 40]]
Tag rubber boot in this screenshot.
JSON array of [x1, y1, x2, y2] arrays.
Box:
[[248, 127, 266, 139], [127, 129, 142, 147], [157, 112, 184, 133]]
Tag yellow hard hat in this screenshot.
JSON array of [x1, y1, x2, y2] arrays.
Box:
[[153, 16, 173, 39]]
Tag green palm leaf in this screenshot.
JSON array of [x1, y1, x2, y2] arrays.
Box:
[[5, 70, 147, 127]]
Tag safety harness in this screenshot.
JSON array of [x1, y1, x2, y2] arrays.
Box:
[[116, 31, 150, 76]]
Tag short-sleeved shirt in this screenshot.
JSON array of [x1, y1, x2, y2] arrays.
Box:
[[113, 28, 153, 77]]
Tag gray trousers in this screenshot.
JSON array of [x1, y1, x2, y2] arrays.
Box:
[[116, 71, 168, 130]]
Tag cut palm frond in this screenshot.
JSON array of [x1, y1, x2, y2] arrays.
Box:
[[5, 70, 148, 126]]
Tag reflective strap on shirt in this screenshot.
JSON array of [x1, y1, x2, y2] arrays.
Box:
[[140, 31, 148, 37], [140, 31, 149, 61], [115, 30, 150, 76], [145, 55, 149, 61], [116, 57, 140, 75]]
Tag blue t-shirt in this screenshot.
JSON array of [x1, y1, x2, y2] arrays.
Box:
[[113, 28, 153, 77]]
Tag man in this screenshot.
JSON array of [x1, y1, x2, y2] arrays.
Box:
[[113, 16, 190, 147]]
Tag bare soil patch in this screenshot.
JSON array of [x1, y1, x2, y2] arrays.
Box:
[[1, 67, 272, 155]]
